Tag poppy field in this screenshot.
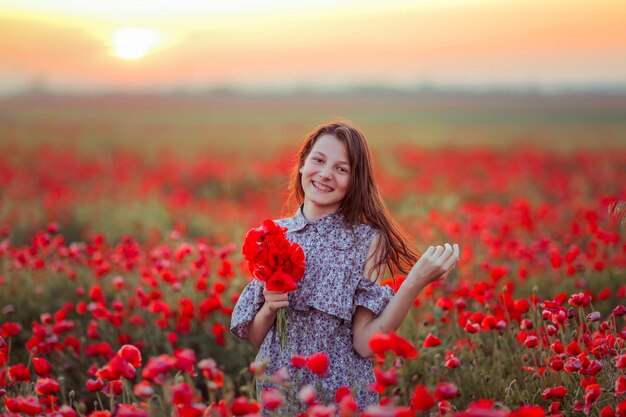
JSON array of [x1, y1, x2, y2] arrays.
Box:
[[1, 94, 626, 416]]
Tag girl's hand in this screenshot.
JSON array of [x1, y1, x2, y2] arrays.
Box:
[[407, 243, 459, 288], [262, 288, 289, 315]]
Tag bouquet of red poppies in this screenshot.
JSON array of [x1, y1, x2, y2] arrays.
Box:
[[242, 219, 305, 347]]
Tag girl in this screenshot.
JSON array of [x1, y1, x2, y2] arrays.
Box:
[[230, 120, 459, 412]]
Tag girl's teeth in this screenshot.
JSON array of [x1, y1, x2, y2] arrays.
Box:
[[314, 182, 331, 192]]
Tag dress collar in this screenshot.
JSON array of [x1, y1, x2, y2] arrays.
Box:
[[289, 206, 344, 234]]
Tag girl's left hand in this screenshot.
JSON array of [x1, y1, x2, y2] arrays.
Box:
[[406, 243, 459, 288]]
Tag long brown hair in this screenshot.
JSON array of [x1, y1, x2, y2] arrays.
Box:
[[285, 119, 421, 276]]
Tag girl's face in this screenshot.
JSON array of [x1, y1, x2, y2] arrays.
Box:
[[300, 134, 351, 218]]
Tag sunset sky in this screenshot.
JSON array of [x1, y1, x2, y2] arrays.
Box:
[[1, 0, 626, 94]]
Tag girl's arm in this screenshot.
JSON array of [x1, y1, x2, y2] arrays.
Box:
[[352, 238, 459, 358], [247, 289, 288, 348]]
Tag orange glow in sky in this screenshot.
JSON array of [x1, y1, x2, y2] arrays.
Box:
[[1, 0, 625, 93]]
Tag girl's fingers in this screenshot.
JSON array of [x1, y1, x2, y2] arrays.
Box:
[[267, 300, 289, 313], [442, 254, 458, 271], [268, 294, 288, 303], [433, 245, 445, 258], [442, 243, 452, 260], [263, 289, 288, 301], [442, 243, 460, 271], [422, 246, 435, 257]]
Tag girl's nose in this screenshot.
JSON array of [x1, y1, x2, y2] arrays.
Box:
[[318, 166, 332, 179]]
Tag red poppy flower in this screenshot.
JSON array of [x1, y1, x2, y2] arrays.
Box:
[[373, 367, 398, 390], [18, 396, 43, 416], [509, 405, 545, 417], [423, 333, 442, 348], [170, 382, 194, 405], [564, 357, 582, 373], [524, 335, 538, 348], [198, 358, 224, 389], [176, 404, 205, 417], [291, 354, 307, 368], [116, 404, 149, 417], [306, 352, 329, 377], [600, 405, 616, 417], [57, 405, 79, 417], [541, 386, 567, 400], [265, 270, 297, 293], [134, 381, 154, 398], [616, 375, 626, 397], [1, 322, 21, 338], [435, 382, 460, 400], [464, 322, 480, 333], [211, 323, 227, 346], [261, 388, 284, 410], [231, 396, 260, 416], [583, 384, 602, 414], [32, 357, 52, 377], [369, 333, 393, 358], [97, 355, 136, 380], [35, 377, 60, 395], [4, 396, 20, 413], [172, 348, 196, 374], [337, 392, 359, 415], [335, 386, 352, 402], [390, 332, 418, 359], [569, 293, 591, 307], [8, 363, 30, 382], [410, 384, 435, 411], [86, 378, 105, 392], [89, 411, 112, 417], [297, 384, 317, 405], [142, 355, 173, 384], [118, 344, 142, 368], [445, 351, 460, 368], [566, 341, 582, 356], [582, 360, 603, 377], [551, 340, 564, 354], [547, 355, 564, 371], [490, 265, 508, 282], [105, 376, 123, 395]]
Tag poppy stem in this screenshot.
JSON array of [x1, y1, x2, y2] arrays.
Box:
[[277, 307, 288, 349]]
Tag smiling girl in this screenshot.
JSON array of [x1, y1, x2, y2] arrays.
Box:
[[230, 120, 459, 412]]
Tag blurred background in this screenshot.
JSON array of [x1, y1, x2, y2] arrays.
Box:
[[1, 0, 626, 241], [2, 0, 626, 94]]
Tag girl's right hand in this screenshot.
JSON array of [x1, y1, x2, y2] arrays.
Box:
[[407, 243, 459, 288], [262, 288, 289, 315]]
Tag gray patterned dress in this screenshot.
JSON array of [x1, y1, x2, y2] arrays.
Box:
[[230, 208, 395, 412]]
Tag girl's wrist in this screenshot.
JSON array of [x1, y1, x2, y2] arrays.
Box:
[[404, 272, 428, 295], [260, 303, 277, 319]]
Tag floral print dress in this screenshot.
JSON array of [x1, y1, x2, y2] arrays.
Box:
[[230, 208, 395, 411]]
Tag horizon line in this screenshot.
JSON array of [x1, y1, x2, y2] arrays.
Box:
[[3, 81, 626, 99]]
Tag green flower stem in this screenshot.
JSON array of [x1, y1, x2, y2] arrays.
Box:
[[277, 307, 288, 349]]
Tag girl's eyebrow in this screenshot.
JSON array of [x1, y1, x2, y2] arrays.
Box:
[[311, 151, 350, 166]]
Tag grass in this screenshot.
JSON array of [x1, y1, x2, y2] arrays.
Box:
[[2, 93, 626, 157]]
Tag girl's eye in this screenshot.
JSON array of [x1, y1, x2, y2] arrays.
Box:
[[312, 157, 323, 163], [338, 167, 348, 173]]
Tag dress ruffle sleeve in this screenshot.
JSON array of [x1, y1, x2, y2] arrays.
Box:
[[230, 280, 265, 340], [353, 277, 395, 317]]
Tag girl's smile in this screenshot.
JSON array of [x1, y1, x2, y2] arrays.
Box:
[[311, 181, 333, 192]]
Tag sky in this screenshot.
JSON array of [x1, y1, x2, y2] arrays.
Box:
[[1, 0, 626, 94]]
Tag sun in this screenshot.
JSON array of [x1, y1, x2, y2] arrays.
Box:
[[112, 28, 160, 60]]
